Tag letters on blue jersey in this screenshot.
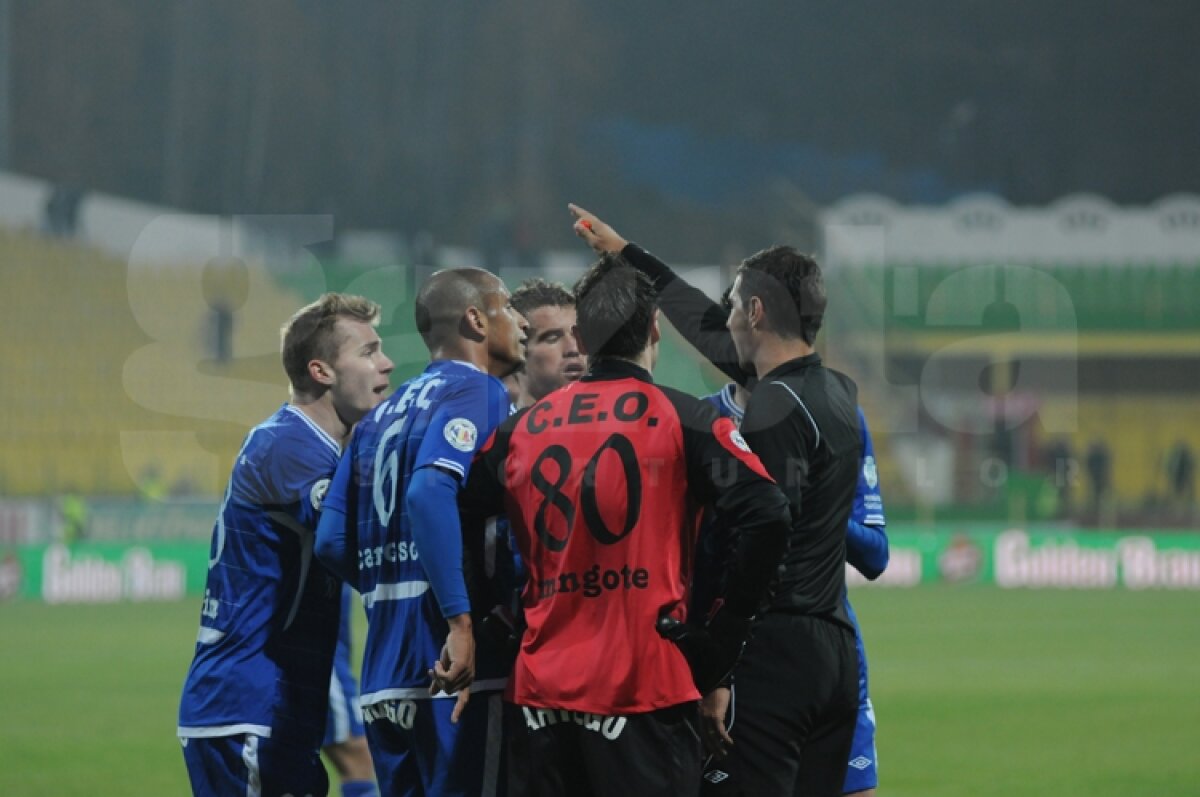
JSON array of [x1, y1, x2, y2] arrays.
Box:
[[178, 404, 343, 746], [322, 360, 510, 707]]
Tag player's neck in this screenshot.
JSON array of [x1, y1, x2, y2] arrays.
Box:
[[517, 384, 538, 409], [429, 342, 489, 374], [752, 335, 813, 379], [503, 371, 524, 408], [503, 371, 540, 410], [603, 348, 654, 375], [290, 392, 352, 446]]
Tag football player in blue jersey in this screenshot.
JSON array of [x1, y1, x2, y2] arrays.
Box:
[[323, 583, 379, 797], [315, 267, 527, 796], [838, 405, 887, 797], [697, 382, 889, 797], [178, 293, 394, 797]]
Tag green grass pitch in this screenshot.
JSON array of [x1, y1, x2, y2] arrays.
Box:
[[0, 587, 1195, 795]]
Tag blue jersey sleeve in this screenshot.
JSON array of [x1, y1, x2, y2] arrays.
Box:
[[406, 466, 471, 618], [847, 407, 889, 579], [315, 448, 357, 585], [405, 375, 507, 619], [413, 376, 508, 482]]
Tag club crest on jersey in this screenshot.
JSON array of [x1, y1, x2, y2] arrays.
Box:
[[444, 418, 478, 452], [730, 429, 751, 454], [863, 455, 878, 489], [310, 478, 330, 511]]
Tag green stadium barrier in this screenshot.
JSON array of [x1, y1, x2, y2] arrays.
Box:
[[1, 526, 1197, 604], [2, 541, 207, 603]]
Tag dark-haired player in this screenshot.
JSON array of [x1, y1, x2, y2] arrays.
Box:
[[315, 268, 527, 796], [572, 205, 863, 797], [459, 254, 790, 796], [505, 278, 586, 409]]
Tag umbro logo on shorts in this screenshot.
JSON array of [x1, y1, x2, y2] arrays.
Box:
[[849, 756, 873, 770], [704, 770, 730, 784]]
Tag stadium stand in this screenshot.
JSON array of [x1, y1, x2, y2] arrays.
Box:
[[3, 185, 1197, 528], [820, 194, 1200, 523], [0, 230, 302, 496]]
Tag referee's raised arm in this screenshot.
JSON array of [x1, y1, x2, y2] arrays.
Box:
[[569, 203, 750, 386]]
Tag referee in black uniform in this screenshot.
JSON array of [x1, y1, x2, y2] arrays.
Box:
[[570, 205, 862, 797]]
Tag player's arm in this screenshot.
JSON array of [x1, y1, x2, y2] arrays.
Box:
[[458, 420, 525, 667], [683, 410, 790, 619], [406, 465, 475, 714], [624, 243, 748, 384], [406, 467, 472, 620], [315, 449, 359, 585], [458, 420, 518, 609], [846, 407, 889, 580], [408, 380, 508, 713], [569, 203, 750, 385], [846, 518, 888, 580], [409, 381, 507, 620], [658, 392, 790, 695]]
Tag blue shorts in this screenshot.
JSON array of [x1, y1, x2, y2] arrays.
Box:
[[362, 692, 504, 797], [181, 732, 328, 797], [842, 698, 878, 793], [323, 643, 366, 747]]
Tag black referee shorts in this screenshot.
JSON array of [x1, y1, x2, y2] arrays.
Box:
[[506, 700, 701, 797], [701, 613, 859, 797]]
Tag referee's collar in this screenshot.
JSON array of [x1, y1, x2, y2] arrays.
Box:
[[761, 351, 822, 380], [581, 358, 654, 384]]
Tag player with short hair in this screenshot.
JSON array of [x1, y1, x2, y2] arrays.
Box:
[[838, 411, 888, 796], [458, 254, 791, 796], [178, 293, 394, 797], [315, 268, 527, 796], [572, 205, 863, 796], [505, 278, 585, 408]]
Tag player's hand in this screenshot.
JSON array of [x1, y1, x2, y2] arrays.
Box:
[[656, 607, 752, 694], [699, 687, 734, 758], [568, 204, 628, 254], [428, 615, 475, 722]]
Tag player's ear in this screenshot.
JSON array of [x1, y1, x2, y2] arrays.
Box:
[[308, 358, 335, 387], [747, 295, 766, 330], [462, 306, 487, 341], [572, 325, 590, 357]]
